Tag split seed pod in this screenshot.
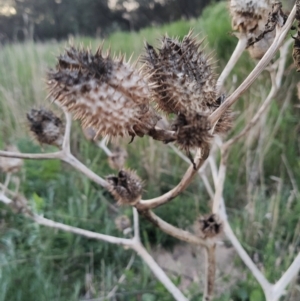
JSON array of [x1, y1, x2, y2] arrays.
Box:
[[27, 108, 65, 148], [198, 214, 223, 239], [47, 46, 160, 139], [106, 169, 143, 205], [230, 0, 275, 59]]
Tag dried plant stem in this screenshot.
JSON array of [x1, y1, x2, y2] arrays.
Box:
[[97, 136, 112, 156], [0, 150, 63, 160], [272, 252, 300, 298], [139, 147, 210, 209], [62, 110, 72, 153], [222, 214, 272, 293], [216, 35, 248, 94], [139, 209, 209, 247], [203, 244, 216, 301], [225, 38, 292, 149], [169, 144, 214, 199], [103, 254, 136, 300], [209, 5, 296, 125], [33, 214, 132, 246], [63, 153, 108, 188], [0, 192, 187, 301], [212, 150, 227, 214], [132, 242, 188, 301]]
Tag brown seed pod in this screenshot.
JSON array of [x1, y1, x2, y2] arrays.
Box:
[[143, 31, 217, 115], [230, 0, 275, 60], [0, 145, 23, 173], [230, 0, 272, 33], [106, 169, 143, 205], [198, 214, 223, 239], [171, 113, 212, 152], [47, 46, 160, 139], [27, 108, 65, 148]]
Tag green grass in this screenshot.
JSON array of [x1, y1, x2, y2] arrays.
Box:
[[1, 2, 300, 300]]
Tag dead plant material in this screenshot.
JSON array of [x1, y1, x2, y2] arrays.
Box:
[[27, 108, 65, 148], [106, 169, 143, 205], [198, 214, 223, 239]]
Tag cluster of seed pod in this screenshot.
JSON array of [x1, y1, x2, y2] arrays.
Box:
[[43, 32, 233, 205], [143, 32, 232, 153]]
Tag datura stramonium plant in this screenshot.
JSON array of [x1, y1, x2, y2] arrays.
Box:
[[46, 31, 232, 157], [229, 0, 275, 59]]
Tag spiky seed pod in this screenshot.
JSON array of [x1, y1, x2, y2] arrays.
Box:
[[47, 46, 160, 139], [106, 169, 143, 205], [115, 215, 132, 233], [27, 108, 65, 148], [143, 31, 217, 115], [230, 0, 275, 60], [171, 113, 212, 151], [0, 146, 23, 173], [108, 147, 128, 170], [213, 109, 233, 135], [230, 0, 272, 33], [198, 214, 223, 239], [82, 127, 97, 141]]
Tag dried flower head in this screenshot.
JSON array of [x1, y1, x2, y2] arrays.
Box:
[[108, 147, 128, 170], [115, 215, 132, 232], [143, 31, 217, 115], [0, 145, 23, 173], [198, 214, 223, 239], [171, 113, 212, 151], [27, 108, 65, 148], [47, 46, 160, 139], [230, 0, 275, 59], [106, 169, 143, 205]]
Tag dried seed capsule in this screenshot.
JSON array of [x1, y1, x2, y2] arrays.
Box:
[[106, 169, 143, 205], [27, 108, 65, 148], [198, 214, 223, 239], [172, 113, 212, 152], [230, 0, 275, 60], [47, 46, 160, 139], [143, 31, 217, 115]]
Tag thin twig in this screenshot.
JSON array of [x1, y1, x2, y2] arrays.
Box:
[[219, 197, 272, 294], [132, 242, 188, 301], [272, 252, 300, 297], [62, 109, 72, 153], [209, 6, 296, 125], [139, 147, 210, 209], [97, 136, 112, 156], [0, 150, 63, 160], [63, 153, 108, 188], [217, 35, 248, 94], [138, 209, 209, 247], [203, 244, 216, 301], [133, 207, 140, 242]]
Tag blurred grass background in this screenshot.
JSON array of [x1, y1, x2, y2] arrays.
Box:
[[0, 2, 300, 300]]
